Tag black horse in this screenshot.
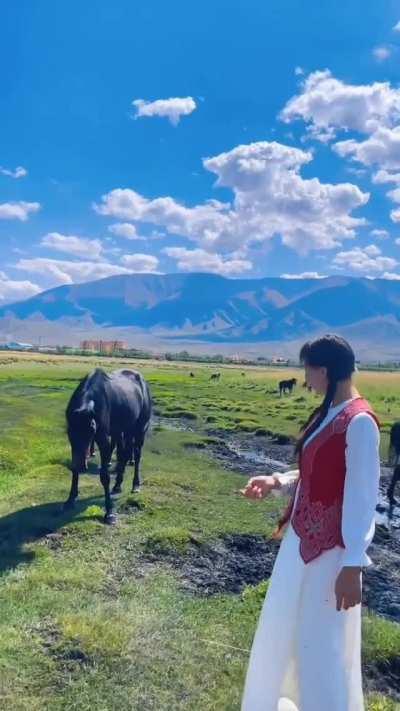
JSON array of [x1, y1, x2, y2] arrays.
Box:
[[279, 378, 297, 396], [388, 421, 400, 503], [65, 368, 152, 524]]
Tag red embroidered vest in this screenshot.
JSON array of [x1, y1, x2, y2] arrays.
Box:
[[274, 397, 379, 564]]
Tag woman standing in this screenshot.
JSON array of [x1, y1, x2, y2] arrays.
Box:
[[241, 335, 380, 711]]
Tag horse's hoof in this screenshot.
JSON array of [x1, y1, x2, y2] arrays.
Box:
[[111, 486, 122, 496], [104, 513, 117, 526], [131, 485, 141, 493]]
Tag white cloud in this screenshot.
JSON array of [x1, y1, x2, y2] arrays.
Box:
[[334, 126, 400, 171], [15, 258, 132, 286], [294, 66, 304, 76], [370, 228, 389, 239], [120, 253, 160, 272], [387, 187, 400, 203], [281, 271, 325, 279], [0, 275, 41, 304], [333, 244, 397, 275], [373, 46, 391, 62], [41, 232, 103, 260], [94, 140, 369, 255], [164, 246, 252, 276], [132, 97, 197, 126], [395, 238, 400, 246], [391, 208, 400, 222], [281, 70, 400, 139], [372, 169, 400, 185], [108, 223, 144, 240], [0, 201, 41, 221], [0, 165, 27, 179], [394, 21, 400, 32], [382, 271, 400, 280]]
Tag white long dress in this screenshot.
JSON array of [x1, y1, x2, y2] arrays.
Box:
[[241, 398, 380, 711]]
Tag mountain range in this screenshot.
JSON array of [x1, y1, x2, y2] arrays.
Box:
[[1, 273, 400, 358]]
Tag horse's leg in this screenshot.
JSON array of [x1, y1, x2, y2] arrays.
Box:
[[90, 437, 96, 457], [128, 437, 134, 466], [388, 466, 400, 504], [63, 471, 79, 510], [112, 436, 129, 495], [132, 436, 144, 492], [98, 436, 115, 524]]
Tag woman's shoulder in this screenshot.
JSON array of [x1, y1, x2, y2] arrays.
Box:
[[346, 410, 380, 439]]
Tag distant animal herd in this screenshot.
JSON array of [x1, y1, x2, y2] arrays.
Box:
[[64, 366, 400, 524]]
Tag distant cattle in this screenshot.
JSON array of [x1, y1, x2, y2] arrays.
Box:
[[279, 378, 297, 397], [190, 372, 195, 378], [210, 372, 221, 381], [302, 381, 312, 392], [65, 368, 152, 524]]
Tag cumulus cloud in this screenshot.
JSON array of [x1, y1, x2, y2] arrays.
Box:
[[382, 271, 400, 280], [394, 21, 400, 32], [370, 229, 389, 239], [0, 201, 41, 221], [132, 97, 197, 126], [108, 223, 144, 240], [0, 165, 27, 179], [94, 140, 369, 255], [281, 70, 400, 140], [281, 272, 325, 279], [120, 253, 160, 272], [164, 247, 252, 276], [334, 126, 400, 171], [0, 275, 41, 304], [333, 244, 397, 275], [373, 46, 391, 62], [15, 258, 132, 286], [41, 233, 103, 260]]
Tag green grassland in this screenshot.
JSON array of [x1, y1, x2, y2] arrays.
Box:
[[0, 352, 399, 710]]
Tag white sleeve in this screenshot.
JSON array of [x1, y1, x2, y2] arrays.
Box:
[[271, 469, 299, 498], [341, 412, 380, 568]]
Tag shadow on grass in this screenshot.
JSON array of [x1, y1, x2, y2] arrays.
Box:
[[0, 496, 99, 576]]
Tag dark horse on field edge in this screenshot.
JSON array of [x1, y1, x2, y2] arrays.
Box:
[[278, 378, 297, 396], [65, 368, 152, 524]]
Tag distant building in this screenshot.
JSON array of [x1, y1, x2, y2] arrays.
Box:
[[271, 356, 289, 365], [4, 341, 34, 351], [80, 340, 128, 354]]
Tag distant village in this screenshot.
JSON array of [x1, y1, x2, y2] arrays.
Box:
[[0, 338, 296, 367]]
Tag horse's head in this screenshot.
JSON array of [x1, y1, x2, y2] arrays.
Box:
[[67, 400, 97, 471]]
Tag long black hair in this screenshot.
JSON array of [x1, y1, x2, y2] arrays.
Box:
[[295, 334, 356, 456]]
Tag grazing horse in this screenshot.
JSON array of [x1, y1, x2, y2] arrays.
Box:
[[388, 421, 400, 503], [65, 368, 152, 524], [210, 372, 221, 381], [302, 380, 312, 392], [279, 377, 297, 397]]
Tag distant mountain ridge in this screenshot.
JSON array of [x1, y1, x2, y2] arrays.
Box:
[[1, 272, 400, 348]]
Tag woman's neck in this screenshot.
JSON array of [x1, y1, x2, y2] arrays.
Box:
[[331, 380, 359, 407]]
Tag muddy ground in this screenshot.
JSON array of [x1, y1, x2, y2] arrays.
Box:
[[156, 416, 400, 626]]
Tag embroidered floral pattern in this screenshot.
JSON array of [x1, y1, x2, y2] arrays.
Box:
[[291, 475, 342, 563]]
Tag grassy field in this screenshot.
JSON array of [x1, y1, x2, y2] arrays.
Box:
[[0, 351, 399, 710]]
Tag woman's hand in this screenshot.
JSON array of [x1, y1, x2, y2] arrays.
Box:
[[240, 475, 280, 500], [335, 567, 362, 611]]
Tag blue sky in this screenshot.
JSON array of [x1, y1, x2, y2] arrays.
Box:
[[1, 0, 400, 302]]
